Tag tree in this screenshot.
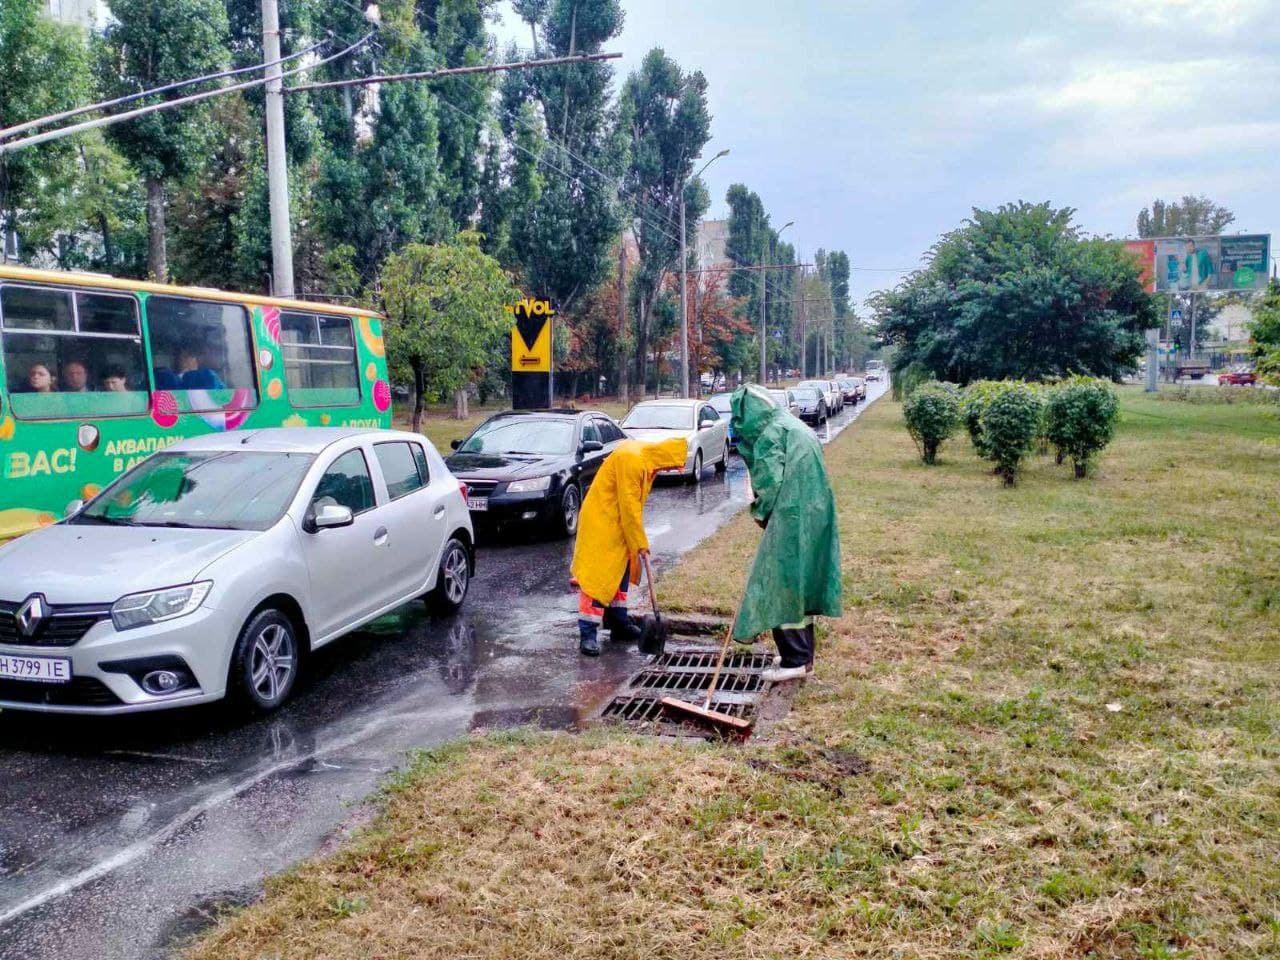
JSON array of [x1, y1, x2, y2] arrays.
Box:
[[1043, 377, 1120, 479], [97, 0, 231, 281], [903, 381, 960, 464], [873, 201, 1158, 384], [1137, 195, 1235, 238], [616, 48, 712, 392], [724, 184, 768, 374], [377, 233, 519, 431], [1248, 279, 1280, 353]]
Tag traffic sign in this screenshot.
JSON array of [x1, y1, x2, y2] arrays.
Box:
[[1170, 308, 1183, 321]]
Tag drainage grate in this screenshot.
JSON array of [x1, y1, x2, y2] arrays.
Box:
[[600, 695, 754, 724], [649, 650, 774, 672], [631, 668, 762, 694]]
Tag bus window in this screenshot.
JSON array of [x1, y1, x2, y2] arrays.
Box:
[[146, 296, 257, 413], [280, 312, 360, 407], [0, 285, 148, 420]]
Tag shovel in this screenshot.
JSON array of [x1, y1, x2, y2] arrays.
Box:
[[638, 552, 668, 657]]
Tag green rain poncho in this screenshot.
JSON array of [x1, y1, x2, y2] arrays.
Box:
[[730, 384, 842, 640]]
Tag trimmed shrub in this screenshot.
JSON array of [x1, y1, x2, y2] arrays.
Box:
[[980, 383, 1043, 485], [1044, 376, 1120, 478], [961, 380, 1009, 459], [903, 382, 961, 464]]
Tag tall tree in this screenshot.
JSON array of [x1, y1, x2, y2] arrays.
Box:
[[724, 183, 768, 376], [378, 232, 519, 429], [97, 0, 231, 281], [1137, 195, 1235, 238], [874, 201, 1158, 383], [616, 48, 712, 390]]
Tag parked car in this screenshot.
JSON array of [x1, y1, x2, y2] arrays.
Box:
[[707, 392, 738, 446], [792, 386, 828, 425], [1219, 367, 1257, 386], [768, 388, 801, 418], [446, 409, 625, 537], [836, 377, 863, 404], [0, 428, 473, 716], [797, 379, 841, 416], [865, 360, 886, 382], [621, 399, 730, 482]]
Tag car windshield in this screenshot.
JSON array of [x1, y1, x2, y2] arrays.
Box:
[[797, 381, 828, 392], [73, 451, 315, 531], [768, 391, 789, 406], [623, 405, 694, 430], [708, 395, 733, 413], [793, 387, 821, 400], [460, 418, 575, 455]]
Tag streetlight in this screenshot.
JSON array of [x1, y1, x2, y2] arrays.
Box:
[[680, 148, 729, 398], [760, 220, 793, 384]]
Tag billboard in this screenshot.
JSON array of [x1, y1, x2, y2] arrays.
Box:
[[1134, 234, 1271, 293]]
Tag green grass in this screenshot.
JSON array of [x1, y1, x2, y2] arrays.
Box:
[[186, 388, 1280, 960]]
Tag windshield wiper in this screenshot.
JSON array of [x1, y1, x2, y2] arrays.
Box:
[[72, 514, 135, 526], [133, 520, 223, 530]]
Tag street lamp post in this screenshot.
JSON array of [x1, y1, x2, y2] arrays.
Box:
[[759, 220, 793, 385], [681, 149, 729, 398]]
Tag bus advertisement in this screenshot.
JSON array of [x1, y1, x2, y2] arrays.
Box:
[[0, 266, 392, 540]]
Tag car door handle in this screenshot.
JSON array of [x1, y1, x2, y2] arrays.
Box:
[[374, 526, 389, 546], [432, 505, 446, 519]]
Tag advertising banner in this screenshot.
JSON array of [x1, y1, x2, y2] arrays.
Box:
[[1138, 234, 1272, 293]]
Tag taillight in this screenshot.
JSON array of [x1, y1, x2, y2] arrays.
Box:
[[457, 480, 469, 501]]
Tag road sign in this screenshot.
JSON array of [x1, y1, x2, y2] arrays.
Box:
[[508, 298, 555, 409], [1170, 308, 1183, 321]]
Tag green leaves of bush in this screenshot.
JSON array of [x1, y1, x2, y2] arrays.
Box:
[[903, 382, 961, 464], [1044, 377, 1119, 478], [979, 383, 1043, 485]]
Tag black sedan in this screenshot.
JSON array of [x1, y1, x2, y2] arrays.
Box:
[[792, 386, 828, 425], [445, 409, 626, 538]]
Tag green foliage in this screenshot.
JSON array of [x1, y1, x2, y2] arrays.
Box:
[[979, 382, 1043, 486], [1249, 279, 1280, 353], [1255, 348, 1280, 389], [891, 361, 933, 401], [903, 382, 961, 464], [1136, 195, 1235, 238], [873, 202, 1158, 384], [1044, 377, 1120, 478], [960, 380, 1012, 459], [377, 233, 519, 430]]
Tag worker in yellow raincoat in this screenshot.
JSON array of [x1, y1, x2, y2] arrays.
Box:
[[570, 436, 688, 655]]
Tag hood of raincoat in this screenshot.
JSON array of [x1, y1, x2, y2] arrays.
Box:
[[569, 437, 687, 606], [728, 385, 842, 640]]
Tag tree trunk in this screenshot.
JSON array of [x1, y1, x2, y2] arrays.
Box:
[[145, 175, 167, 282], [1073, 460, 1088, 479], [617, 241, 628, 404], [453, 387, 469, 420], [412, 363, 426, 434], [98, 212, 114, 269], [1055, 448, 1065, 465]]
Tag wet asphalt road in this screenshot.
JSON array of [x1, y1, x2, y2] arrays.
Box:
[[0, 382, 886, 960]]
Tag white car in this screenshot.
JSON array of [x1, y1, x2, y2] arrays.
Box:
[[797, 379, 842, 415], [620, 399, 730, 482], [0, 428, 473, 716]]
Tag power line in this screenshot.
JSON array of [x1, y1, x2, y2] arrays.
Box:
[[0, 39, 325, 142], [0, 33, 375, 154], [288, 52, 620, 93]]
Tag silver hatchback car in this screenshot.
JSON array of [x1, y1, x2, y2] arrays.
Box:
[[0, 428, 474, 716]]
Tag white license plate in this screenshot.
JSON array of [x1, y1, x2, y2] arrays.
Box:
[[0, 653, 72, 684], [466, 497, 489, 512]]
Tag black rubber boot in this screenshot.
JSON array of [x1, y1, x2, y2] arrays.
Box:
[[603, 607, 643, 645]]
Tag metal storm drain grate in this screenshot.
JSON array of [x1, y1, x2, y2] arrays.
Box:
[[596, 642, 774, 739]]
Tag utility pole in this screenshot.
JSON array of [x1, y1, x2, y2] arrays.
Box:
[[617, 238, 628, 404], [261, 0, 294, 298], [796, 263, 805, 379], [679, 194, 689, 398], [758, 249, 768, 385]]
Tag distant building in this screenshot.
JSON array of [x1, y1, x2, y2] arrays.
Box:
[[44, 0, 107, 29], [695, 219, 731, 295], [1209, 303, 1253, 344]]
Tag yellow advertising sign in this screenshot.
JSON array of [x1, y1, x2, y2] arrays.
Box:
[[508, 298, 554, 373]]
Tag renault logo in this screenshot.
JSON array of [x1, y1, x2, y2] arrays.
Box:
[[15, 594, 47, 638]]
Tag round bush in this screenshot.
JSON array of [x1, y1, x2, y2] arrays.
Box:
[[961, 380, 1010, 459], [980, 382, 1043, 485], [1044, 376, 1120, 478], [903, 382, 961, 464]]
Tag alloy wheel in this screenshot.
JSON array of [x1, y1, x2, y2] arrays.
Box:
[[562, 484, 581, 535], [250, 622, 295, 704], [442, 541, 469, 604]]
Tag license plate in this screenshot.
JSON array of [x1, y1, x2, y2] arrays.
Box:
[[466, 497, 489, 512], [0, 653, 72, 684]]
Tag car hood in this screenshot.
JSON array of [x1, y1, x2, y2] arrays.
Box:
[[0, 523, 257, 605], [445, 451, 565, 481]]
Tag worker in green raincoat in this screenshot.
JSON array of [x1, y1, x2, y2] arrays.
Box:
[[730, 383, 842, 681]]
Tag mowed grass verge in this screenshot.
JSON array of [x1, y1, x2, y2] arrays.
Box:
[[186, 390, 1280, 960]]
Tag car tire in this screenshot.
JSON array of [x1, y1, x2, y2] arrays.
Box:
[[715, 442, 728, 473], [431, 536, 472, 613], [556, 482, 581, 538], [228, 608, 299, 715], [688, 449, 703, 484]]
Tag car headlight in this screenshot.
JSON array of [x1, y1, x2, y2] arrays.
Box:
[[112, 581, 213, 631], [506, 475, 552, 494]]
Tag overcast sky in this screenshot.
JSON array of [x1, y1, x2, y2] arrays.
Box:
[[491, 0, 1279, 311]]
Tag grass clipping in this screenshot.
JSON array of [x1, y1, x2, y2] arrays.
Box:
[[188, 391, 1280, 960]]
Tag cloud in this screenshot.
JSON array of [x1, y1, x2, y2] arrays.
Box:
[[1073, 0, 1274, 37]]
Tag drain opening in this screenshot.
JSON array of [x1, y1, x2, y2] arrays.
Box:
[[631, 669, 762, 693], [601, 696, 754, 724], [650, 651, 773, 672]]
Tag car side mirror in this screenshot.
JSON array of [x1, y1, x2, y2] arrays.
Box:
[[580, 439, 604, 453], [310, 503, 354, 532], [450, 439, 462, 450], [64, 499, 85, 518], [699, 418, 716, 430]]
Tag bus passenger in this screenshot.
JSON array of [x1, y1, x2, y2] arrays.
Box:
[[177, 347, 226, 390], [102, 368, 129, 392], [62, 359, 91, 392], [23, 363, 55, 393]]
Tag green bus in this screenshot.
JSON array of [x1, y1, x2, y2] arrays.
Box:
[[0, 265, 391, 540]]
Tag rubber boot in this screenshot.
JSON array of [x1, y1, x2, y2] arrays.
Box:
[[603, 607, 643, 645], [578, 621, 601, 657]]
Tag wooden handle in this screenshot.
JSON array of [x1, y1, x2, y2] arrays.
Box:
[[640, 552, 659, 614], [703, 609, 738, 710]]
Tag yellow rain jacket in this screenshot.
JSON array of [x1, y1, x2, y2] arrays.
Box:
[[570, 437, 688, 605]]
